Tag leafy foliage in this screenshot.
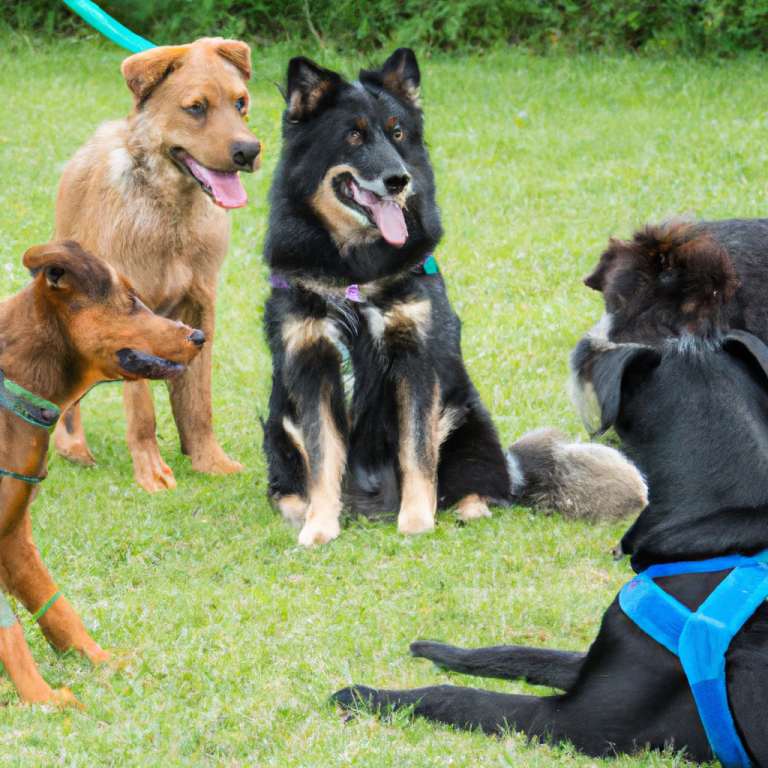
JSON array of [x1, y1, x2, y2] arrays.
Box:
[[6, 0, 768, 54]]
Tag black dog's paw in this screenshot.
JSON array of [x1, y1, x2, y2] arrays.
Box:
[[410, 640, 448, 659], [331, 685, 381, 713]]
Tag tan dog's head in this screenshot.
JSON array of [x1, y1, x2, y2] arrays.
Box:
[[121, 37, 260, 209], [22, 241, 203, 394]]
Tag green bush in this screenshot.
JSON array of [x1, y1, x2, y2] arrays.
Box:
[[5, 0, 768, 54]]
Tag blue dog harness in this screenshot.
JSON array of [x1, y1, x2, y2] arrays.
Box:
[[619, 550, 768, 767]]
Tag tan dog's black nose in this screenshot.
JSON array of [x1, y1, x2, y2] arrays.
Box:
[[231, 141, 261, 171], [189, 330, 206, 348]]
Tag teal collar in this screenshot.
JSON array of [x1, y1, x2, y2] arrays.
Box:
[[0, 368, 58, 484], [0, 369, 59, 428]]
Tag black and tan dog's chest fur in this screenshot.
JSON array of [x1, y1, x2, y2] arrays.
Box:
[[262, 50, 514, 546]]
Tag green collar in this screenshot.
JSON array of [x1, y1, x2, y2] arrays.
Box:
[[0, 369, 59, 428]]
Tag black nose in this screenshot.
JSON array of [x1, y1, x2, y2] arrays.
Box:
[[230, 141, 261, 171], [189, 330, 206, 348], [384, 173, 411, 195]]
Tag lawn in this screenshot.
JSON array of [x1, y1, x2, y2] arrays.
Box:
[[0, 32, 764, 767]]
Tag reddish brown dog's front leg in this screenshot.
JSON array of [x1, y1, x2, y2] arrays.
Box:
[[0, 512, 109, 664], [0, 613, 82, 708], [167, 300, 243, 476]]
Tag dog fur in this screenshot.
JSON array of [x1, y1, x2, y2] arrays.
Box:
[[333, 331, 768, 763], [261, 49, 642, 546], [583, 216, 768, 345], [52, 37, 261, 492], [0, 240, 202, 707]]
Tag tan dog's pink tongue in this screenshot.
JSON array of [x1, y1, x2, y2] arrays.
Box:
[[352, 183, 408, 246], [183, 155, 248, 209]]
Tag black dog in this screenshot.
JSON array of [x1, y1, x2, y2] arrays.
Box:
[[261, 49, 645, 545], [583, 217, 768, 344], [333, 331, 768, 764]]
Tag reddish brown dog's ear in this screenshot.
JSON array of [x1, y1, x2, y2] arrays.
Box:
[[214, 39, 251, 80], [22, 240, 111, 296], [121, 44, 190, 103]]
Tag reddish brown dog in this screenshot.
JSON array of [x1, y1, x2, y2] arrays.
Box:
[[53, 37, 261, 492], [0, 240, 202, 707]]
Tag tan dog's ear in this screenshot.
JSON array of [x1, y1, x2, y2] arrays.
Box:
[[214, 39, 251, 80], [121, 45, 190, 103], [23, 241, 111, 296]]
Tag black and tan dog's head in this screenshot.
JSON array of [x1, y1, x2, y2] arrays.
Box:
[[583, 219, 740, 344], [570, 330, 768, 569], [265, 48, 441, 280]]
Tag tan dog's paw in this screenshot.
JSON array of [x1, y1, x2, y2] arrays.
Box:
[[191, 446, 244, 476], [397, 508, 435, 535], [54, 436, 96, 467], [298, 515, 341, 547], [132, 451, 177, 493], [48, 687, 86, 711], [456, 494, 492, 521]]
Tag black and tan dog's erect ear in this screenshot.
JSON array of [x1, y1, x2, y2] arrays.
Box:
[[213, 38, 251, 80], [570, 339, 661, 435], [285, 57, 345, 121], [583, 238, 623, 292], [121, 44, 190, 104], [359, 47, 421, 108], [23, 240, 111, 297]]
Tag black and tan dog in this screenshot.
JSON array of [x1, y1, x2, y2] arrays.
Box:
[[0, 240, 202, 707], [261, 49, 646, 546], [333, 330, 768, 763]]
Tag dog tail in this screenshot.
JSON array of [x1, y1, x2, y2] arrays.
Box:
[[505, 428, 647, 522]]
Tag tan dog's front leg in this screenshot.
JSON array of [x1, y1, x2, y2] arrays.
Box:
[[167, 303, 243, 476], [0, 513, 108, 665], [124, 379, 176, 493], [52, 402, 96, 467], [397, 380, 440, 534]]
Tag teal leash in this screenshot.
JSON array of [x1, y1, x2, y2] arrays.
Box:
[[60, 0, 155, 53]]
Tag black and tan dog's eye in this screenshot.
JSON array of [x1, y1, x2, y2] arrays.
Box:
[[184, 102, 205, 116], [236, 97, 247, 114], [348, 130, 362, 145], [393, 126, 404, 141]]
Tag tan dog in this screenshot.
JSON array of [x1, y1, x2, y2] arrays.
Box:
[[53, 37, 261, 492], [0, 240, 202, 707]]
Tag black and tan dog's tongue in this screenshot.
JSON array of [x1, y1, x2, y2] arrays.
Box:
[[352, 184, 408, 245]]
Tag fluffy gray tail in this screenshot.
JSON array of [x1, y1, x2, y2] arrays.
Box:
[[506, 429, 647, 523]]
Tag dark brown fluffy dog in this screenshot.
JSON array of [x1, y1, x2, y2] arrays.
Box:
[[53, 38, 261, 492], [583, 217, 768, 344]]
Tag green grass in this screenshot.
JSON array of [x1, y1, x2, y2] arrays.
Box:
[[0, 32, 759, 767]]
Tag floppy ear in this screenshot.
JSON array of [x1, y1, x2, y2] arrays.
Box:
[[121, 44, 190, 104], [22, 240, 111, 296], [359, 47, 421, 107], [583, 239, 624, 292], [571, 339, 661, 435], [214, 39, 251, 80], [285, 57, 345, 121], [723, 330, 768, 388]]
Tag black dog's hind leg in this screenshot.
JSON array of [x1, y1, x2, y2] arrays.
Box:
[[410, 641, 586, 691], [436, 389, 512, 520], [264, 297, 348, 546]]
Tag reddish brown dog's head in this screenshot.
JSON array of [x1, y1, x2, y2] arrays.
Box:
[[23, 241, 203, 388], [121, 37, 260, 209], [583, 220, 740, 343]]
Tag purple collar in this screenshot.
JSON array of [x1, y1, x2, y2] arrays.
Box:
[[269, 254, 437, 303]]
